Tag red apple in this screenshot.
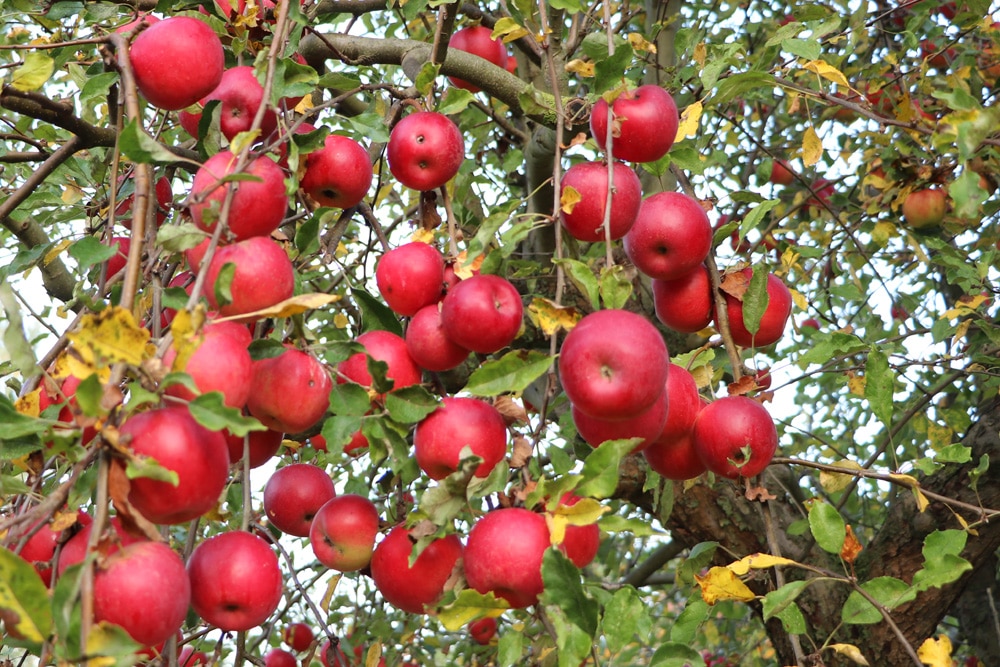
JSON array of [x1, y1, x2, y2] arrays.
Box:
[[225, 427, 284, 469], [129, 16, 224, 111], [643, 430, 706, 481], [660, 363, 701, 440], [54, 516, 141, 578], [693, 396, 777, 479], [115, 13, 160, 34], [178, 646, 210, 667], [376, 242, 445, 316], [464, 508, 550, 608], [556, 494, 601, 569], [560, 160, 642, 242], [447, 25, 508, 91], [413, 396, 508, 480], [283, 622, 315, 653], [439, 274, 523, 354], [188, 530, 283, 631], [405, 303, 471, 372], [468, 617, 498, 645], [337, 330, 422, 394], [263, 463, 337, 537], [309, 494, 380, 572], [570, 387, 667, 452], [370, 525, 464, 613], [319, 640, 351, 667], [590, 84, 679, 163], [801, 318, 820, 331], [715, 269, 792, 348], [247, 348, 332, 434], [120, 405, 230, 525], [164, 320, 253, 408], [264, 649, 298, 667], [8, 510, 90, 586], [651, 265, 714, 334], [558, 309, 669, 420], [178, 65, 278, 141], [115, 174, 172, 229], [807, 178, 835, 208], [93, 541, 190, 647], [106, 236, 130, 279], [769, 160, 795, 186], [300, 134, 374, 209], [202, 236, 295, 318], [189, 151, 287, 241], [624, 191, 713, 281], [902, 187, 947, 229], [387, 111, 465, 191]]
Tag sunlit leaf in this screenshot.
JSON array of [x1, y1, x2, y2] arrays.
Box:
[[695, 566, 756, 605]]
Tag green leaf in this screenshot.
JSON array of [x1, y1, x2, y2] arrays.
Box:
[[437, 589, 508, 631], [11, 52, 54, 91], [248, 338, 288, 361], [188, 392, 267, 436], [465, 350, 553, 397], [213, 262, 236, 308], [352, 288, 403, 336], [84, 621, 143, 663], [548, 0, 582, 10], [295, 212, 321, 255], [604, 586, 652, 652], [0, 282, 37, 380], [547, 605, 594, 667], [328, 381, 372, 416], [808, 500, 846, 554], [594, 43, 633, 95], [599, 264, 633, 310], [911, 530, 972, 593], [782, 38, 821, 60], [712, 71, 777, 106], [841, 577, 915, 625], [73, 373, 103, 417], [416, 61, 440, 95], [949, 168, 988, 220], [0, 393, 51, 441], [320, 414, 363, 454], [69, 236, 117, 269], [740, 199, 780, 236], [864, 347, 893, 429], [741, 263, 770, 337], [497, 631, 523, 667], [576, 438, 638, 499], [383, 385, 440, 424], [772, 599, 807, 634], [762, 580, 809, 623], [670, 598, 709, 644], [598, 514, 663, 537], [438, 87, 476, 115], [677, 542, 718, 585], [0, 547, 53, 650], [125, 454, 180, 486], [119, 119, 189, 164], [649, 642, 705, 667], [796, 332, 868, 368], [554, 259, 600, 310], [540, 549, 597, 635]]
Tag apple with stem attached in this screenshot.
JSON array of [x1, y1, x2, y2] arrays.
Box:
[[590, 84, 679, 164], [693, 396, 778, 479], [387, 111, 465, 191], [376, 242, 445, 317], [440, 274, 523, 354], [309, 494, 380, 572], [202, 236, 295, 318], [413, 396, 509, 480], [300, 134, 374, 209], [263, 463, 337, 537], [247, 347, 332, 434], [559, 160, 642, 242], [447, 25, 508, 91], [189, 150, 287, 241], [464, 508, 550, 608], [370, 525, 464, 614], [651, 265, 714, 334], [624, 191, 713, 281], [129, 16, 224, 111], [902, 187, 947, 229]]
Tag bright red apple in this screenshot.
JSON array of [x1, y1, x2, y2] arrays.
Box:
[[247, 347, 332, 434], [283, 622, 315, 653], [164, 320, 253, 408], [556, 494, 601, 569], [715, 268, 792, 348], [651, 265, 714, 334], [178, 646, 210, 667], [337, 329, 422, 394], [464, 508, 550, 608], [590, 84, 679, 164], [178, 65, 278, 141], [105, 236, 130, 279], [643, 430, 706, 481], [370, 525, 464, 613], [263, 463, 337, 537], [440, 274, 523, 354], [693, 396, 777, 479], [264, 649, 297, 667], [560, 160, 642, 242], [202, 236, 295, 318], [468, 617, 498, 645], [413, 396, 508, 480], [225, 427, 283, 469], [189, 151, 287, 241], [624, 191, 713, 281], [376, 242, 445, 316], [769, 160, 795, 186], [387, 111, 465, 191], [447, 25, 508, 91], [129, 16, 224, 111], [570, 388, 667, 452], [660, 363, 701, 440], [309, 494, 380, 572], [405, 303, 471, 372], [115, 174, 172, 229], [300, 134, 373, 209]]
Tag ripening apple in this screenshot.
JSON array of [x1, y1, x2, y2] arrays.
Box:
[[624, 191, 713, 281], [405, 303, 471, 372], [164, 320, 253, 408], [189, 151, 287, 241], [447, 25, 508, 91], [715, 268, 792, 348], [464, 508, 550, 608], [376, 242, 445, 316], [263, 463, 337, 537], [902, 187, 947, 229], [370, 525, 464, 613], [337, 330, 423, 394], [178, 65, 278, 141], [9, 510, 90, 586], [560, 160, 642, 242], [440, 274, 523, 354], [769, 159, 795, 186], [558, 309, 669, 421], [570, 388, 667, 452], [300, 134, 374, 209], [247, 348, 332, 434], [590, 85, 679, 163], [187, 530, 284, 631], [309, 494, 380, 572], [129, 17, 224, 111], [120, 405, 230, 525], [387, 111, 465, 191], [413, 396, 508, 480], [283, 622, 315, 653], [202, 236, 295, 318], [651, 265, 714, 334], [693, 396, 778, 479]]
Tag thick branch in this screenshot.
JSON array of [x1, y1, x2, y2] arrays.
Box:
[[1, 86, 117, 148]]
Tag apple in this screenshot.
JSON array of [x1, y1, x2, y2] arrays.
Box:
[[247, 348, 332, 434], [164, 320, 253, 408], [263, 463, 337, 537], [115, 13, 160, 34], [337, 329, 423, 395], [54, 516, 142, 578], [468, 617, 498, 645], [754, 366, 772, 391], [369, 525, 464, 613], [464, 508, 550, 608], [560, 160, 642, 242], [902, 187, 947, 229], [558, 309, 669, 420], [309, 494, 380, 572], [413, 396, 508, 480], [801, 318, 820, 331], [178, 65, 278, 141], [189, 151, 287, 241], [590, 84, 679, 163], [264, 649, 297, 667], [202, 236, 295, 318], [624, 191, 713, 281], [440, 274, 523, 354], [807, 178, 835, 208], [115, 174, 172, 229], [693, 396, 778, 479], [129, 16, 224, 110], [769, 159, 795, 186], [447, 25, 508, 91], [178, 646, 210, 667], [300, 134, 374, 209], [376, 242, 445, 317], [405, 303, 471, 372], [556, 494, 601, 568], [387, 111, 465, 191], [660, 363, 701, 440], [188, 530, 284, 631], [643, 430, 706, 481], [651, 265, 714, 334], [119, 405, 230, 525], [570, 388, 667, 452], [92, 541, 190, 647], [319, 640, 351, 667], [9, 510, 90, 586], [225, 427, 283, 469], [283, 622, 315, 653], [106, 236, 130, 279], [715, 268, 792, 348]]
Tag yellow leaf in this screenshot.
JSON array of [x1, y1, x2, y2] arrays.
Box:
[[168, 306, 207, 372], [215, 293, 341, 322], [16, 389, 41, 418], [803, 60, 851, 89], [789, 288, 809, 312], [827, 644, 870, 666], [491, 17, 529, 43], [411, 228, 435, 244], [917, 635, 953, 667], [452, 251, 483, 280], [67, 307, 152, 368], [548, 513, 569, 545], [565, 59, 595, 77], [333, 313, 350, 328], [819, 460, 864, 494], [695, 566, 756, 605], [889, 474, 930, 512], [952, 319, 972, 345], [437, 590, 508, 631], [676, 101, 702, 141], [44, 239, 73, 267], [942, 294, 988, 320], [690, 363, 713, 389], [802, 126, 823, 167], [627, 33, 657, 54], [847, 373, 866, 396], [560, 184, 582, 215], [61, 182, 84, 205], [526, 297, 581, 336], [727, 553, 798, 576], [320, 573, 342, 613], [871, 221, 896, 246], [694, 42, 707, 67], [11, 52, 54, 92], [547, 497, 609, 543]]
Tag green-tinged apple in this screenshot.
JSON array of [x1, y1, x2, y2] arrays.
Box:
[[370, 525, 463, 613], [440, 274, 523, 354], [129, 16, 224, 110], [590, 84, 679, 163], [693, 396, 777, 479], [624, 191, 713, 281], [413, 396, 508, 480], [119, 405, 229, 525], [902, 187, 947, 229], [187, 530, 284, 631], [178, 65, 278, 141], [387, 111, 465, 191], [405, 303, 471, 372], [300, 134, 373, 209], [651, 265, 714, 334], [560, 160, 642, 242], [715, 268, 792, 348], [247, 348, 332, 434], [558, 309, 669, 420], [337, 330, 422, 394], [447, 25, 508, 91], [164, 320, 253, 408], [464, 508, 550, 608], [202, 236, 295, 318], [570, 388, 667, 452], [376, 242, 445, 316], [263, 463, 337, 537], [309, 494, 380, 572], [189, 151, 287, 241]]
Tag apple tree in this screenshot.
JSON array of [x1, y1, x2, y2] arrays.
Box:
[[1, 0, 1000, 665]]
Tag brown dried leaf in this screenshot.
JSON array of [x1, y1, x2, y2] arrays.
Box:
[[727, 375, 757, 397], [719, 269, 751, 300], [745, 484, 777, 502], [841, 524, 863, 564], [494, 395, 528, 426], [510, 435, 533, 468], [107, 459, 162, 541]]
